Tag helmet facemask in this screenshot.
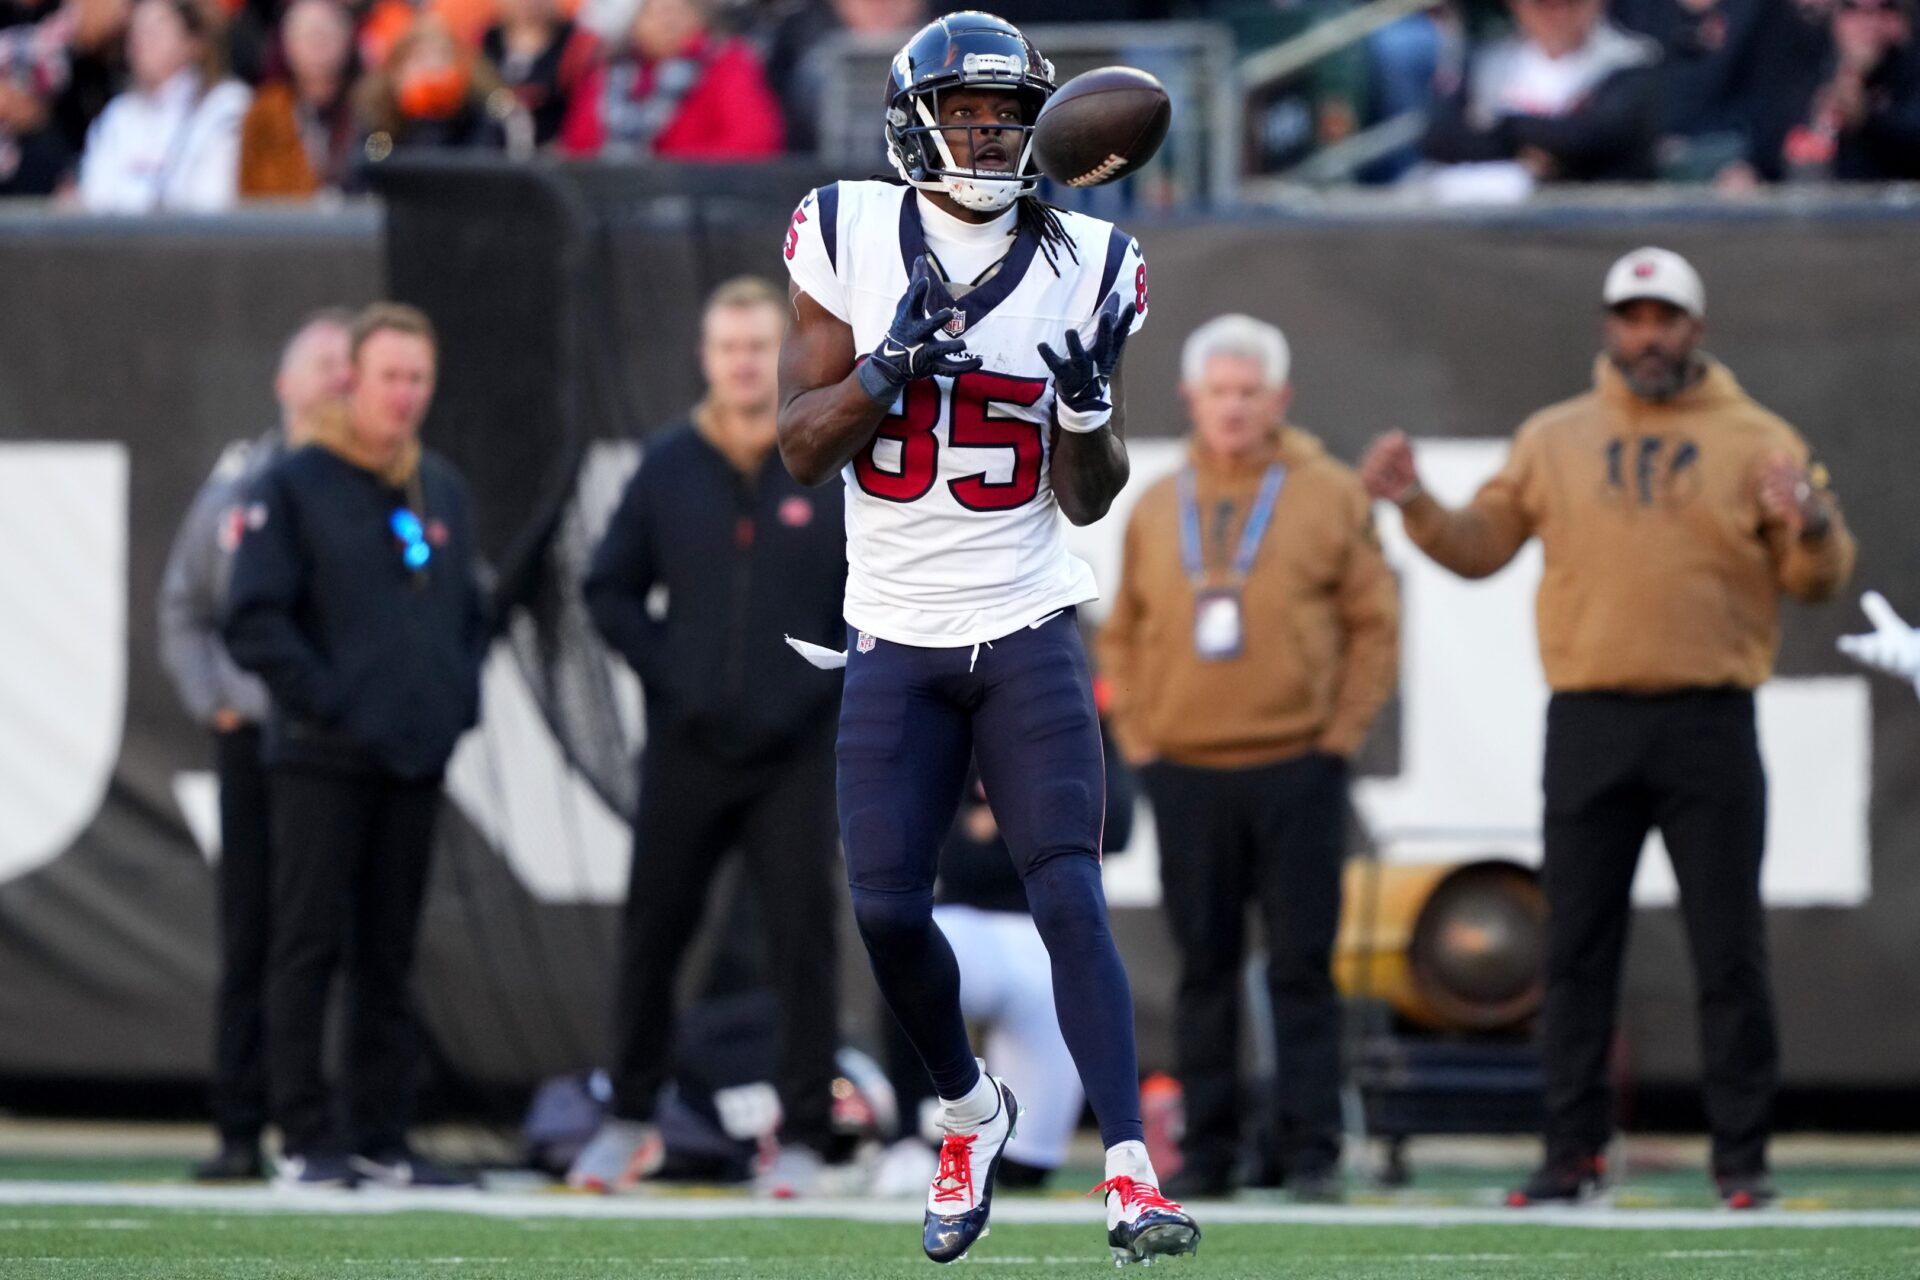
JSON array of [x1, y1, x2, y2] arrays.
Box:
[[889, 83, 1046, 214]]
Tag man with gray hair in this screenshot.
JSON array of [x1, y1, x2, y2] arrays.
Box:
[[1100, 313, 1398, 1202], [159, 307, 353, 1181]]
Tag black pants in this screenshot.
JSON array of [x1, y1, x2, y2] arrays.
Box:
[[611, 727, 840, 1152], [1142, 753, 1347, 1178], [1541, 689, 1775, 1175], [266, 765, 440, 1158], [211, 726, 272, 1148]]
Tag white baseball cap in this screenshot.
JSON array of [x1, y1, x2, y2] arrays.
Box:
[[1603, 247, 1705, 318]]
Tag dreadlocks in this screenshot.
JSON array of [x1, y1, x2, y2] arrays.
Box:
[[1018, 195, 1081, 278]]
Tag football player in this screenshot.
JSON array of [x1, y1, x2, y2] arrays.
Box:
[[777, 10, 1199, 1268]]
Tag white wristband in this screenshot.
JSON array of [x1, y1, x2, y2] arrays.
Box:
[[1055, 401, 1112, 434]]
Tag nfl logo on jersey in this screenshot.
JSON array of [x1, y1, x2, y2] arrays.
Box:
[[943, 310, 966, 337], [857, 631, 877, 653]]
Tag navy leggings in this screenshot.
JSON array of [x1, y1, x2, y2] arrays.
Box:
[[836, 609, 1144, 1148]]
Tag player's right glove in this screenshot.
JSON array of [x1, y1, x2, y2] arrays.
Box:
[[857, 273, 983, 405], [1838, 590, 1920, 697]]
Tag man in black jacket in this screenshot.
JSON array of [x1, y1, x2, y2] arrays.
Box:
[[1422, 0, 1663, 184], [570, 276, 848, 1196], [226, 302, 488, 1190]]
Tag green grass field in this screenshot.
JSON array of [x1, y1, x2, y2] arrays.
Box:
[[2, 1205, 1917, 1279], [2, 1146, 1917, 1279]]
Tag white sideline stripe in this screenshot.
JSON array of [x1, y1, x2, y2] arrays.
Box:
[[0, 1184, 1917, 1229]]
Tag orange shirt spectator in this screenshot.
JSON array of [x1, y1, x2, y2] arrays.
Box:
[[559, 0, 781, 159], [239, 0, 356, 197], [351, 17, 512, 170]]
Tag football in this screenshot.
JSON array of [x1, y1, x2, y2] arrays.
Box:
[[1032, 66, 1172, 188]]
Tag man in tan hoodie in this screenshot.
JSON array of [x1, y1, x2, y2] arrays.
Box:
[[1360, 248, 1855, 1210], [1101, 315, 1399, 1202]]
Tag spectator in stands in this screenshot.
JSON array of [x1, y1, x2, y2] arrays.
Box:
[[359, 0, 500, 65], [481, 0, 597, 148], [159, 309, 353, 1183], [1099, 315, 1399, 1203], [1358, 7, 1452, 183], [758, 0, 925, 153], [1781, 0, 1920, 179], [1359, 248, 1855, 1210], [0, 2, 74, 193], [238, 0, 355, 197], [78, 0, 249, 211], [1419, 0, 1663, 193], [1612, 0, 1827, 185], [226, 302, 489, 1190], [351, 17, 514, 169], [570, 276, 845, 1197], [23, 0, 129, 169], [559, 0, 782, 159]]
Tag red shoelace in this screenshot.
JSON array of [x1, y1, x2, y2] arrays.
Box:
[[931, 1132, 979, 1206], [1092, 1176, 1183, 1215]]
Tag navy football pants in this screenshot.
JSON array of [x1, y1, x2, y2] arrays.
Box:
[[837, 609, 1145, 1148]]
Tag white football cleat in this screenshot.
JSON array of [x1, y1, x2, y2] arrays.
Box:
[[565, 1119, 664, 1193], [922, 1075, 1019, 1264], [1098, 1175, 1200, 1266]]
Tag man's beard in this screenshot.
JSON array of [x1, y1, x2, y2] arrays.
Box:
[[1611, 348, 1696, 401]]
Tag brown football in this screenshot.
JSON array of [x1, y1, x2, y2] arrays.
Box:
[[1032, 67, 1172, 189]]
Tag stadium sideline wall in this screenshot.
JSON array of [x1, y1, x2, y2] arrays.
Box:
[[0, 180, 1915, 1112]]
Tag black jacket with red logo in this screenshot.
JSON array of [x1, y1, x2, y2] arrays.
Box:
[[224, 444, 489, 780], [586, 421, 846, 764]]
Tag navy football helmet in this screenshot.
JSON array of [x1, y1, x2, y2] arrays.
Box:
[[884, 12, 1056, 213]]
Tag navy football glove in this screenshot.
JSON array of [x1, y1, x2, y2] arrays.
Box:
[[1038, 297, 1132, 433], [857, 272, 984, 405]]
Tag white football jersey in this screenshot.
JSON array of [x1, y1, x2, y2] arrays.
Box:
[[783, 180, 1149, 648]]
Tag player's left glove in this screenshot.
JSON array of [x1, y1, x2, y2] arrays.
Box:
[[1838, 590, 1920, 697], [1038, 296, 1131, 434]]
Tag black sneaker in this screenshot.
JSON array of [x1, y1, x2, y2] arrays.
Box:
[[349, 1148, 478, 1189], [1717, 1171, 1776, 1210], [274, 1152, 357, 1190], [192, 1142, 265, 1182], [1507, 1153, 1606, 1207]]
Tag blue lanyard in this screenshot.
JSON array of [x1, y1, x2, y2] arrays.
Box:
[[1178, 464, 1286, 585]]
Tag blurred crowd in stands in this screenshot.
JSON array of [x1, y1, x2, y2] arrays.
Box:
[[0, 0, 1913, 205]]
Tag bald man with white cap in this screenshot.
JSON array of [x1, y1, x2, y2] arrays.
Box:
[[1359, 248, 1856, 1211]]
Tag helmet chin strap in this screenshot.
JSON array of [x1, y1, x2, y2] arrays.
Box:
[[912, 96, 1033, 214], [943, 176, 1023, 213]]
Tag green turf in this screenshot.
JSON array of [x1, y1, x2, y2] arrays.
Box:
[[0, 1156, 196, 1185], [0, 1208, 1914, 1279], [10, 1154, 1920, 1211]]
